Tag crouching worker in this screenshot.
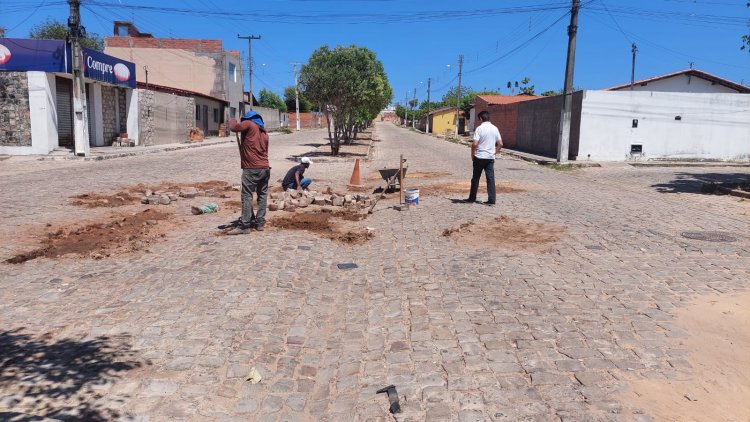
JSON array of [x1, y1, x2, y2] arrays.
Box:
[[282, 157, 313, 191]]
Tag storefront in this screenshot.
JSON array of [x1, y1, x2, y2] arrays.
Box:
[[0, 38, 136, 155]]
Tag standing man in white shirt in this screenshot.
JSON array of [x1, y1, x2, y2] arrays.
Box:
[[466, 110, 503, 205]]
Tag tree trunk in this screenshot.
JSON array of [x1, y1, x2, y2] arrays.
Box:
[[325, 110, 332, 141]]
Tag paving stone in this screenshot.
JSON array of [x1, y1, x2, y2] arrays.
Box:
[[2, 123, 748, 421]]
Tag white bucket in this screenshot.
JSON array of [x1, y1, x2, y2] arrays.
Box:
[[405, 188, 419, 206]]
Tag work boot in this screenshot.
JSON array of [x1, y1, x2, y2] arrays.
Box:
[[255, 225, 265, 232]]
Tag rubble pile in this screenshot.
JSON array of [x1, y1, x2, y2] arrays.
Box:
[[140, 185, 239, 206], [268, 188, 372, 212]]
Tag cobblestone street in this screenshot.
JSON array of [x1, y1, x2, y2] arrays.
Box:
[[1, 122, 749, 421]]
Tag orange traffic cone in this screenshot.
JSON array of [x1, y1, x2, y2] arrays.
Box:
[[347, 159, 364, 190]]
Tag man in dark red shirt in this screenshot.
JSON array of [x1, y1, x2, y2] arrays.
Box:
[[227, 111, 270, 234]]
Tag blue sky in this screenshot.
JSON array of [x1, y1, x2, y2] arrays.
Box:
[[3, 0, 749, 106]]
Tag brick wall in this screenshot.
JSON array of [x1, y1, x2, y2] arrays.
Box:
[[0, 72, 32, 147], [288, 112, 329, 129], [105, 37, 223, 52], [474, 97, 521, 148]]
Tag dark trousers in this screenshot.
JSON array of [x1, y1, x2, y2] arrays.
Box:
[[469, 158, 496, 203], [241, 168, 270, 227]]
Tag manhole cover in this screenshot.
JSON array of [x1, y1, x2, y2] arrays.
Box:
[[680, 231, 737, 242]]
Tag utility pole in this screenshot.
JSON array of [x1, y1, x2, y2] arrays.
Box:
[[68, 0, 89, 156], [292, 63, 301, 131], [426, 78, 431, 133], [404, 91, 409, 127], [557, 0, 580, 163], [238, 34, 261, 110], [456, 54, 464, 136], [411, 88, 417, 129], [630, 42, 637, 90]]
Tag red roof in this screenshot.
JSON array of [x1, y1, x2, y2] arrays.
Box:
[[476, 94, 541, 105], [607, 69, 750, 93]]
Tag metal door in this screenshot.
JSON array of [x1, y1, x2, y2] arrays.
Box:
[[55, 77, 74, 147]]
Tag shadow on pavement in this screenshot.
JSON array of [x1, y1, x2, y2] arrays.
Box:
[[0, 328, 142, 421], [651, 172, 750, 194]]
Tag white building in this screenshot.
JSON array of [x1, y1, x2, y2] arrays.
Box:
[[511, 69, 750, 162]]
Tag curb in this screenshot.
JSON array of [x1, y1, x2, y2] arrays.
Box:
[[629, 162, 750, 168], [36, 140, 235, 162]]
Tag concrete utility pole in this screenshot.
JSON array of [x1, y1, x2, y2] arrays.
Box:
[[292, 63, 301, 131], [426, 78, 431, 133], [404, 91, 409, 127], [411, 88, 417, 129], [456, 54, 464, 136], [237, 34, 261, 110], [557, 0, 580, 163], [630, 42, 637, 90], [68, 0, 89, 156]]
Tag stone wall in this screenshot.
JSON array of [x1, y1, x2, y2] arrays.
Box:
[[0, 72, 32, 147], [138, 89, 155, 146], [101, 86, 118, 145], [118, 89, 127, 133]]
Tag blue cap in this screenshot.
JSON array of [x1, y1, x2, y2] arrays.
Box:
[[240, 111, 265, 128]]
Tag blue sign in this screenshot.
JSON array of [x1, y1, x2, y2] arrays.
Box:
[[0, 38, 69, 73], [83, 47, 136, 88]]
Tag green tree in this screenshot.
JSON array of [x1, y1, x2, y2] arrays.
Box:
[[284, 86, 312, 113], [300, 45, 392, 155], [29, 18, 104, 51], [541, 89, 563, 97], [258, 89, 287, 112], [519, 77, 535, 95]]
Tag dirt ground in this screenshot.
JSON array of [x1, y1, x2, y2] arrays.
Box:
[[269, 208, 372, 244], [619, 291, 750, 422], [6, 209, 175, 264], [442, 216, 564, 251], [70, 180, 235, 208], [418, 181, 528, 196]]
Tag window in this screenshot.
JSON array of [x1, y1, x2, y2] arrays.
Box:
[[230, 107, 237, 119], [213, 108, 219, 123], [228, 63, 236, 83], [195, 105, 200, 121]]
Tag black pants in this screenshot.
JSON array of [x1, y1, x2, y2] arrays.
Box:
[[469, 158, 496, 204]]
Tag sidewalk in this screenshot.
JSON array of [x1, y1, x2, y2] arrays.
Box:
[[0, 132, 291, 163]]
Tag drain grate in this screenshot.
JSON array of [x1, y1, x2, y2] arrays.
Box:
[[680, 231, 737, 243]]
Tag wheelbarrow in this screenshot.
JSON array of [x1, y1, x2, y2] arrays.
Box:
[[378, 167, 408, 192]]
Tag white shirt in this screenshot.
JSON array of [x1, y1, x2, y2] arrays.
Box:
[[473, 121, 502, 159]]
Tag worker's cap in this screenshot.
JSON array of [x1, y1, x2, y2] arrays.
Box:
[[300, 157, 312, 164]]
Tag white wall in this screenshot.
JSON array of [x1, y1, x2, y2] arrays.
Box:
[[89, 83, 105, 147], [577, 90, 750, 161], [0, 72, 59, 155], [620, 74, 740, 94], [127, 89, 139, 145]]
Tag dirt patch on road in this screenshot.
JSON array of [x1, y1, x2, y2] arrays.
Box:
[[619, 291, 750, 422], [70, 191, 141, 208], [419, 181, 527, 196], [70, 180, 237, 208], [6, 209, 174, 264], [442, 216, 563, 251], [269, 209, 371, 244]]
